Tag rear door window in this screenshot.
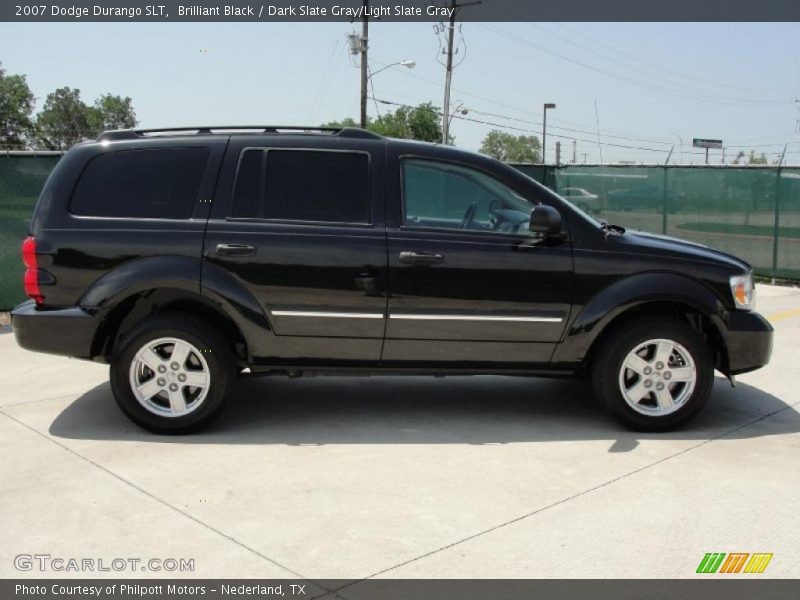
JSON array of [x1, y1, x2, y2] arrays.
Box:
[[70, 148, 209, 219], [231, 149, 370, 224]]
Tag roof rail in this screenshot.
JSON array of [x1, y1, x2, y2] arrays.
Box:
[[98, 126, 383, 142]]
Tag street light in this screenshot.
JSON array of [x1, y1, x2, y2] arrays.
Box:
[[542, 103, 556, 164], [674, 133, 684, 164], [447, 101, 468, 135], [370, 60, 416, 78], [364, 60, 415, 127]]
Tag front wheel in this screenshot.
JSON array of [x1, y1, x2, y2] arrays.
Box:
[[110, 313, 235, 434], [591, 316, 714, 431]]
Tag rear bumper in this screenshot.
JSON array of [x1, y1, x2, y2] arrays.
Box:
[[717, 310, 773, 375], [11, 301, 104, 360]]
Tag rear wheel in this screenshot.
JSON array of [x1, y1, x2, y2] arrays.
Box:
[[591, 316, 714, 431], [110, 313, 235, 434]]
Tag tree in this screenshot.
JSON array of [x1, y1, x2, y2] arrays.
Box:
[[322, 102, 445, 143], [321, 117, 359, 129], [733, 149, 769, 165], [35, 87, 93, 150], [479, 130, 541, 163], [89, 94, 137, 132], [0, 62, 36, 149], [370, 102, 443, 143]]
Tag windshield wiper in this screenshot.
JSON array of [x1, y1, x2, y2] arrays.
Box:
[[599, 220, 626, 236]]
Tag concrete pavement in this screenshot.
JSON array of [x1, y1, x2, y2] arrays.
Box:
[[1, 284, 798, 580]]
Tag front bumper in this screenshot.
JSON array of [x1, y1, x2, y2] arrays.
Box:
[[716, 310, 774, 375], [11, 301, 105, 360]]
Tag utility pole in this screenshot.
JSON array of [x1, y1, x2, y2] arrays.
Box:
[[555, 141, 562, 166], [359, 0, 369, 129], [441, 0, 457, 144], [542, 103, 556, 163], [572, 139, 577, 164], [441, 0, 480, 144], [594, 100, 604, 165]]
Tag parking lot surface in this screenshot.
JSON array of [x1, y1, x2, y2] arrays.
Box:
[[1, 284, 798, 579]]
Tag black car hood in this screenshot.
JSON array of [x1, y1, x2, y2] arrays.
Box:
[[623, 229, 751, 272]]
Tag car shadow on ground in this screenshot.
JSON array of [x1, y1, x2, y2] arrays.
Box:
[[47, 373, 799, 451]]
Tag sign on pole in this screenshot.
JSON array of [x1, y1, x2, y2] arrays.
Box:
[[692, 138, 723, 149], [693, 138, 723, 164]]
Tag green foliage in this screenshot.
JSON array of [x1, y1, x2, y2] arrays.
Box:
[[479, 129, 541, 163], [89, 94, 137, 132], [35, 88, 138, 150], [370, 102, 443, 143], [733, 150, 769, 165], [35, 87, 92, 150], [323, 102, 444, 143], [321, 117, 359, 128], [0, 62, 36, 149]]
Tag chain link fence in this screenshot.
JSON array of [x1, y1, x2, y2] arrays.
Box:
[[1, 155, 798, 309], [515, 163, 800, 281]]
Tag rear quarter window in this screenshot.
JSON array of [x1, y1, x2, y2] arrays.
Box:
[[70, 148, 209, 219], [231, 149, 370, 224]]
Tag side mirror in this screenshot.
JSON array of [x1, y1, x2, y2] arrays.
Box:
[[529, 205, 563, 238]]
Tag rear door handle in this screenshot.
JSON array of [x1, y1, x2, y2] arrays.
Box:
[[398, 251, 444, 265], [215, 243, 256, 257]]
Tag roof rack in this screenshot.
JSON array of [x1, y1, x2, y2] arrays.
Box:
[[98, 126, 382, 142]]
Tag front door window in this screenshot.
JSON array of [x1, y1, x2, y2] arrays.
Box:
[[402, 158, 535, 236]]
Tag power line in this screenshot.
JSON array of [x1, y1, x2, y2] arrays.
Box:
[[373, 90, 800, 161], [549, 22, 800, 95], [369, 58, 679, 143], [462, 107, 674, 145], [478, 23, 795, 108], [473, 3, 800, 97], [373, 95, 674, 155]]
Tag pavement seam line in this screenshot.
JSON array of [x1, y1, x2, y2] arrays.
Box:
[[0, 408, 318, 585], [330, 399, 799, 592], [1, 387, 110, 409]]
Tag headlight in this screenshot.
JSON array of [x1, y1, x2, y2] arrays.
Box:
[[730, 272, 755, 310]]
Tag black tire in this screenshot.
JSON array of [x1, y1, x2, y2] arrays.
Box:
[[591, 316, 714, 431], [110, 312, 236, 434]]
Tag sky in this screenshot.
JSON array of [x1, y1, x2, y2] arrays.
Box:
[[1, 21, 799, 164]]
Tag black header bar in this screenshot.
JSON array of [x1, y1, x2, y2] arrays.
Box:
[[3, 0, 800, 22]]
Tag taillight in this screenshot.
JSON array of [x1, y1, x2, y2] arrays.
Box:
[[22, 236, 43, 305]]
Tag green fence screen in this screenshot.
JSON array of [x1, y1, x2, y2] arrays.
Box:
[[550, 165, 800, 281], [0, 154, 63, 310], [1, 156, 798, 309]]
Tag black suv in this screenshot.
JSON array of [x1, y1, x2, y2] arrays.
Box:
[[12, 126, 773, 433]]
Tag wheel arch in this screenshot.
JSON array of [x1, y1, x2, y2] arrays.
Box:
[[554, 272, 731, 375], [92, 287, 249, 366], [81, 256, 272, 364]]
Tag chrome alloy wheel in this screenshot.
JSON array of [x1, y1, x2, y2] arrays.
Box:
[[617, 338, 697, 416], [128, 337, 210, 417]]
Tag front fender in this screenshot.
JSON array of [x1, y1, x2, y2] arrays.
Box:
[[552, 272, 727, 365]]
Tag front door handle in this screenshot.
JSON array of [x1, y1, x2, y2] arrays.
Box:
[[398, 251, 444, 265], [215, 243, 256, 257]]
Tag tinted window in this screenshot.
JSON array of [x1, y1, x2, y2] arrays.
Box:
[[231, 149, 370, 223], [402, 158, 534, 235], [71, 148, 209, 219]]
